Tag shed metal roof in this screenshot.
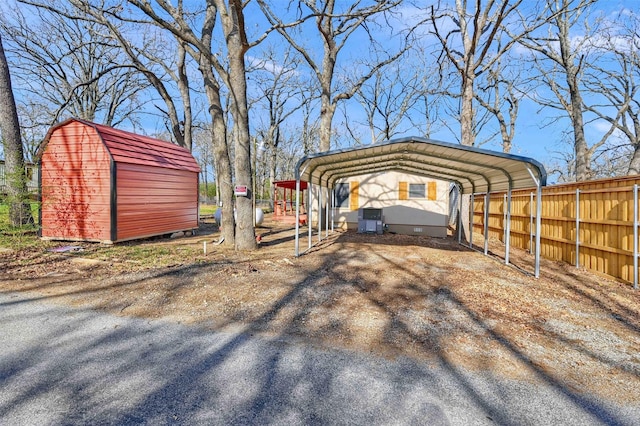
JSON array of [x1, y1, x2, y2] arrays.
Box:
[[40, 118, 200, 173], [296, 137, 546, 194]]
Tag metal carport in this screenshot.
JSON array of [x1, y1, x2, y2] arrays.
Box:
[[294, 137, 547, 277]]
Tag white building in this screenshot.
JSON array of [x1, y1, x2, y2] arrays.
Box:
[[0, 161, 39, 195], [327, 171, 449, 237]]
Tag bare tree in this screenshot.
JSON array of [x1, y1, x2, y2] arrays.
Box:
[[259, 0, 409, 152], [3, 3, 149, 129], [426, 0, 526, 241], [250, 45, 306, 206], [405, 43, 448, 140], [216, 0, 257, 249], [193, 125, 217, 201], [76, 4, 195, 150], [582, 9, 640, 175], [428, 0, 526, 148], [0, 33, 33, 226], [474, 55, 523, 153], [516, 0, 607, 181], [17, 0, 197, 152], [120, 0, 267, 249], [353, 61, 422, 143], [114, 0, 240, 246], [23, 0, 237, 245], [277, 124, 314, 179]]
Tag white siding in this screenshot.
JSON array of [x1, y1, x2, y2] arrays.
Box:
[[309, 171, 449, 235]]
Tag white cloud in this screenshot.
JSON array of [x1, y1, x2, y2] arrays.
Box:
[[246, 56, 288, 75]]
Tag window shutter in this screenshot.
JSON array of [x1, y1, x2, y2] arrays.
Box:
[[349, 181, 359, 211], [428, 181, 437, 200], [399, 181, 408, 200]]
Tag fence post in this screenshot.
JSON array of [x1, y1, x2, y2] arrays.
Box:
[[576, 189, 580, 268], [634, 184, 638, 290]]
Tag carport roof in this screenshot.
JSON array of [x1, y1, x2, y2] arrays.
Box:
[[296, 137, 547, 194]]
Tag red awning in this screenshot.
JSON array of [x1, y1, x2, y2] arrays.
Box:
[[274, 180, 307, 190]]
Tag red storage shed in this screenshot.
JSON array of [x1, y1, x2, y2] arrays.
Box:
[[39, 118, 200, 243]]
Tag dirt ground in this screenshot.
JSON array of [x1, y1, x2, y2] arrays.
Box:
[[1, 215, 639, 404]]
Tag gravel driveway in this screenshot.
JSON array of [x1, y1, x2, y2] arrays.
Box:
[[1, 290, 638, 426]]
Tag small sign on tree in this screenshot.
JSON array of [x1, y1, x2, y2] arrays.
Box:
[[234, 185, 248, 197]]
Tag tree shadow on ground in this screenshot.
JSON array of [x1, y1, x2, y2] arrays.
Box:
[[0, 230, 639, 424]]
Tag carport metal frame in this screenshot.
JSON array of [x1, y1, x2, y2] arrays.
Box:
[[294, 137, 547, 278]]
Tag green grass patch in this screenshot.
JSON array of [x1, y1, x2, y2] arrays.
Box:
[[81, 240, 205, 269], [0, 202, 41, 249], [199, 204, 218, 216], [0, 232, 42, 251], [0, 202, 39, 227], [1, 203, 209, 269]]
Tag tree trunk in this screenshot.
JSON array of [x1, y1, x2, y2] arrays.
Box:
[[319, 93, 335, 153], [628, 143, 640, 175], [0, 34, 33, 227], [569, 83, 590, 181], [199, 57, 235, 246], [219, 0, 256, 250], [269, 147, 277, 210], [561, 17, 591, 182], [177, 42, 193, 151], [458, 70, 476, 243]]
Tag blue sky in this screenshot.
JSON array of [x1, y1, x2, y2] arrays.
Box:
[[1, 0, 637, 184], [240, 0, 637, 185]]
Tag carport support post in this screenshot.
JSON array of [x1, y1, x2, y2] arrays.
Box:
[[529, 192, 534, 253], [457, 186, 463, 244], [295, 179, 301, 256], [308, 183, 313, 250], [503, 194, 507, 244], [483, 192, 490, 255], [469, 194, 474, 248], [325, 187, 330, 238], [331, 187, 335, 232], [318, 187, 323, 243]]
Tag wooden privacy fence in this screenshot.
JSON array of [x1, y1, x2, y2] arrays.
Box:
[[472, 175, 640, 287]]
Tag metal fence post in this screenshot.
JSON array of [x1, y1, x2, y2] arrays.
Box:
[[529, 192, 534, 253], [634, 184, 638, 290], [503, 193, 507, 243], [576, 189, 580, 268], [505, 188, 512, 265]]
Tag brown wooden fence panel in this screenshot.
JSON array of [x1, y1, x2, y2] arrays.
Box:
[[472, 176, 640, 285]]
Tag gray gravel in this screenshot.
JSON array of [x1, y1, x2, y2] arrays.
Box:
[[0, 291, 638, 426]]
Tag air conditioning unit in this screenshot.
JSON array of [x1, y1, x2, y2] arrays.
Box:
[[358, 208, 383, 234]]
